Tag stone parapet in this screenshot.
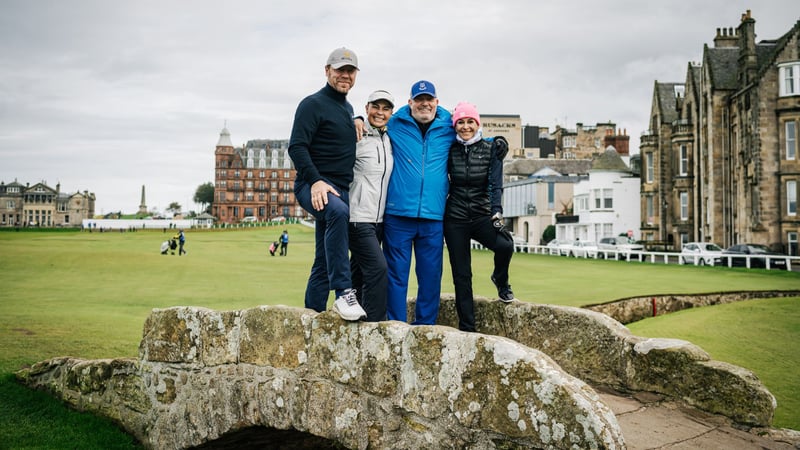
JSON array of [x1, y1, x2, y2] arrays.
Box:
[[429, 295, 776, 427], [584, 290, 800, 325], [18, 305, 624, 450]]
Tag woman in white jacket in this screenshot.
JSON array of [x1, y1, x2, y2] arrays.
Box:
[[349, 90, 394, 321]]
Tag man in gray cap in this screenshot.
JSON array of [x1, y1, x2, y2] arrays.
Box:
[[288, 47, 366, 321]]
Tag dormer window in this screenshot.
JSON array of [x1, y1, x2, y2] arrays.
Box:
[[778, 62, 800, 96]]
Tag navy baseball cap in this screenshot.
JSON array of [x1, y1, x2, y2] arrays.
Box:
[[410, 80, 436, 99]]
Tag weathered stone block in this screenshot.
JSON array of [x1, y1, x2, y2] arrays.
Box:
[[199, 309, 241, 366], [139, 307, 204, 363], [238, 305, 314, 368]]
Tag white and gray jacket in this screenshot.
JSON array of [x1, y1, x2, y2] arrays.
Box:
[[349, 123, 393, 223]]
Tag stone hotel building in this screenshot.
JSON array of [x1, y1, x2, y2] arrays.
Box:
[[641, 11, 800, 254]]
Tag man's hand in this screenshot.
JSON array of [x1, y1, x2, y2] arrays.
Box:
[[492, 136, 509, 160], [354, 117, 365, 142], [310, 180, 340, 211]]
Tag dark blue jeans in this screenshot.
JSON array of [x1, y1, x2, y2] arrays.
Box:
[[349, 222, 387, 322], [295, 179, 351, 312]]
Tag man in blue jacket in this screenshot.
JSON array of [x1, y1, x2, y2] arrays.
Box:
[[383, 80, 455, 325]]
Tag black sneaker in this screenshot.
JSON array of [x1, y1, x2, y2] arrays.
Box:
[[491, 275, 515, 303]]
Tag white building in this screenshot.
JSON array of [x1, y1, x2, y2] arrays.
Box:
[[558, 146, 641, 242], [502, 169, 586, 245]]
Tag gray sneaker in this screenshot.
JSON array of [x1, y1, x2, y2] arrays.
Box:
[[332, 289, 366, 321]]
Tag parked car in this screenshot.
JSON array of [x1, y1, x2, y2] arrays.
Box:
[[567, 240, 598, 258], [721, 244, 789, 270], [545, 239, 570, 256], [598, 236, 644, 260], [241, 216, 257, 223], [680, 242, 723, 266], [512, 234, 528, 253]]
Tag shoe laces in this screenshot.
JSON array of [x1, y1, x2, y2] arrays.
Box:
[[344, 289, 358, 306]]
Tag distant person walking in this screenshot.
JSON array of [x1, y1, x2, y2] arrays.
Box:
[[287, 46, 366, 321], [279, 230, 289, 256], [175, 229, 186, 255]]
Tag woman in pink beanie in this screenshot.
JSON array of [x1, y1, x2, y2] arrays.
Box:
[[444, 102, 515, 332]]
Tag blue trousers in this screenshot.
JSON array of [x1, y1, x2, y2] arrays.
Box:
[[294, 179, 351, 312], [383, 214, 443, 325]]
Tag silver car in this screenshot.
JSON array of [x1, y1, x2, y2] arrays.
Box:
[[568, 240, 599, 258], [598, 236, 644, 260], [680, 242, 723, 266]]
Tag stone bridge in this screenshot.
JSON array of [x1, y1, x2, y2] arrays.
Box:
[[16, 296, 776, 449]]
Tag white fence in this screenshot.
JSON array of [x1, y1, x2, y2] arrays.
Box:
[[472, 241, 800, 272], [82, 219, 196, 230]]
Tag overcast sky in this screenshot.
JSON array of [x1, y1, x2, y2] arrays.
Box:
[[1, 1, 797, 215]]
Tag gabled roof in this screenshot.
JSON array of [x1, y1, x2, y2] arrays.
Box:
[[504, 159, 593, 177], [24, 182, 56, 194], [686, 64, 702, 100], [655, 82, 683, 124], [591, 146, 630, 172], [754, 20, 800, 79], [530, 167, 562, 177], [1, 180, 26, 188], [704, 46, 739, 90], [702, 19, 800, 93]]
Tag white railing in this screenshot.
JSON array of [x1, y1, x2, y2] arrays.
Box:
[[472, 241, 800, 271]]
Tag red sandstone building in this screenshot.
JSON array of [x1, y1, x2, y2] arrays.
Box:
[[212, 126, 302, 224]]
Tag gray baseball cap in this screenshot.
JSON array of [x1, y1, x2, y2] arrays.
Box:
[[327, 47, 359, 70]]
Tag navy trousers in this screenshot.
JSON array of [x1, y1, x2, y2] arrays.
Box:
[[294, 179, 351, 312]]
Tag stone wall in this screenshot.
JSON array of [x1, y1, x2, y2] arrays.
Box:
[[583, 290, 800, 324], [427, 295, 775, 426], [17, 305, 624, 450]]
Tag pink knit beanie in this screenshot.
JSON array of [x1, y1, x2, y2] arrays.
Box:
[[452, 102, 480, 127]]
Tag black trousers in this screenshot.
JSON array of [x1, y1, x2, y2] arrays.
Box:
[[349, 222, 387, 322], [444, 215, 514, 332]]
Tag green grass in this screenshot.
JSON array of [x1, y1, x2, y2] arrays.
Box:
[[628, 297, 800, 429], [0, 228, 798, 447]]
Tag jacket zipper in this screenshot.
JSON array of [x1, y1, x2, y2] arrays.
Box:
[[464, 144, 472, 220], [418, 130, 427, 217], [377, 136, 387, 222]]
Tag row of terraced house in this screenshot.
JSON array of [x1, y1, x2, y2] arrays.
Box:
[[641, 10, 800, 255]]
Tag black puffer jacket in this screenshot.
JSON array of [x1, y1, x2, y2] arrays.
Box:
[[445, 138, 503, 221]]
